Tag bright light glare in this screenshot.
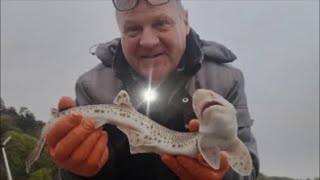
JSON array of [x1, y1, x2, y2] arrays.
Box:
[[143, 89, 157, 102]]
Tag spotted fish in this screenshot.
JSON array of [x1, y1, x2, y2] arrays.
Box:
[[25, 89, 252, 176]]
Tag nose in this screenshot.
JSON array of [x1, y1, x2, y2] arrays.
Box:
[[139, 28, 159, 48]]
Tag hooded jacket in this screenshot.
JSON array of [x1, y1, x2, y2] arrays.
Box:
[[59, 29, 259, 180]]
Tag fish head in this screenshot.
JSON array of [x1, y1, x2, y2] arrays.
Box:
[[192, 89, 219, 121], [192, 89, 237, 138], [193, 90, 252, 176]]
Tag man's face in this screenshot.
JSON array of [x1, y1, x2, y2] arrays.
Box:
[[116, 0, 190, 81]]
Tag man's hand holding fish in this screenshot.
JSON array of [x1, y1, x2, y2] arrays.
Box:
[[46, 96, 109, 177]]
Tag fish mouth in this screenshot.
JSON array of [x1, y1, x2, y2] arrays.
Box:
[[200, 101, 221, 118]]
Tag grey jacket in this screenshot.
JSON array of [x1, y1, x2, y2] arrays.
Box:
[[59, 29, 259, 180]]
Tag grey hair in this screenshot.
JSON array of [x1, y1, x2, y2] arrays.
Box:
[[176, 0, 184, 11], [115, 0, 185, 20]]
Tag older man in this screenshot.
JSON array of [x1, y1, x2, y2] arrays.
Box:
[[46, 0, 259, 179]]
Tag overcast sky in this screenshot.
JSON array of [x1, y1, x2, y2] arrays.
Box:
[[1, 0, 319, 179]]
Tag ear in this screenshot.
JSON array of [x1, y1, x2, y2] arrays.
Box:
[[183, 10, 190, 35]]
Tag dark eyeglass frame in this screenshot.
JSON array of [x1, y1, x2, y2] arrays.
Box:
[[112, 0, 171, 12]]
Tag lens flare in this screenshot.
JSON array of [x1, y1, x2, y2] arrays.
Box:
[[143, 89, 157, 102]]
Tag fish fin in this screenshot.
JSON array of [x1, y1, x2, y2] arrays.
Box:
[[198, 135, 221, 170], [113, 90, 133, 107], [128, 146, 140, 154], [225, 138, 253, 176], [116, 126, 154, 154], [25, 136, 46, 173], [94, 118, 109, 128], [50, 108, 59, 117]]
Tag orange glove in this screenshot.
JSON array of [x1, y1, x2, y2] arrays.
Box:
[[161, 119, 230, 180], [46, 96, 109, 177]]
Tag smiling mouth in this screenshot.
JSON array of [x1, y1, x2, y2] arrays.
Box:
[[141, 53, 162, 59]]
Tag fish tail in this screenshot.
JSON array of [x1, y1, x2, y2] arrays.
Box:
[[25, 136, 46, 173]]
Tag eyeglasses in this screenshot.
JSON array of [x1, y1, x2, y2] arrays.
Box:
[[112, 0, 171, 12]]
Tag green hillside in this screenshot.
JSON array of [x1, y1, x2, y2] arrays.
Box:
[[1, 98, 57, 180], [0, 131, 58, 180]]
